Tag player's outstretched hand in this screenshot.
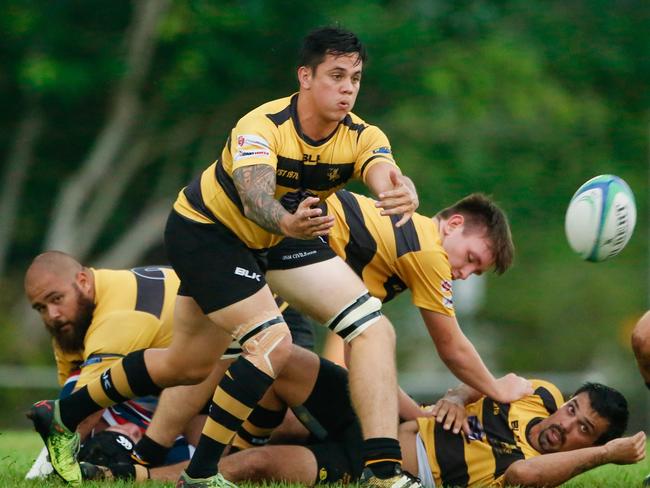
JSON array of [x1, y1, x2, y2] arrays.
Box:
[[429, 394, 470, 435], [280, 196, 335, 239], [604, 431, 646, 465], [492, 373, 534, 404], [375, 170, 418, 227]]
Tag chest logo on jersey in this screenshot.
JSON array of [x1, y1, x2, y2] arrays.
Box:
[[302, 153, 321, 164], [327, 168, 341, 182], [276, 168, 299, 180], [441, 280, 452, 294], [466, 415, 485, 441]]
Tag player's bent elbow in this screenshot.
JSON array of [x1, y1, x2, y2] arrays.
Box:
[[503, 461, 551, 488], [631, 327, 650, 359]]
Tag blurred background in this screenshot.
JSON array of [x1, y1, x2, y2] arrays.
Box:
[[0, 0, 647, 431]]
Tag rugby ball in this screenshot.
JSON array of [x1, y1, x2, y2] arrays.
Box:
[[565, 174, 636, 262]]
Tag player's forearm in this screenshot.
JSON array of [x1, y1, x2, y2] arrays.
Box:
[[233, 165, 289, 235], [504, 446, 608, 487], [437, 338, 499, 400], [398, 386, 423, 420]]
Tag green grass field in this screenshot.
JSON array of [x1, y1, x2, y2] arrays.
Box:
[[1, 430, 649, 487]]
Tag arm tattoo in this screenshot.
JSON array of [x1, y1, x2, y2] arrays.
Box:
[[233, 165, 288, 235]]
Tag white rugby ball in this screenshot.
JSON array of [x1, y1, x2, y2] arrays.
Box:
[[565, 174, 636, 262]]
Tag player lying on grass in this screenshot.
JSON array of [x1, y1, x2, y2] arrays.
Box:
[[81, 345, 645, 487], [93, 190, 532, 474]]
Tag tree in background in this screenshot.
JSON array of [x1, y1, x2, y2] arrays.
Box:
[[0, 0, 647, 372]]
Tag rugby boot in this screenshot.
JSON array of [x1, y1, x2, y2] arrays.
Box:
[[359, 465, 423, 488], [643, 473, 650, 486], [27, 399, 82, 485], [176, 471, 239, 488]]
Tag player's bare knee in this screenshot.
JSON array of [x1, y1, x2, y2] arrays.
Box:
[[245, 448, 277, 479], [325, 292, 383, 344], [236, 314, 292, 378]]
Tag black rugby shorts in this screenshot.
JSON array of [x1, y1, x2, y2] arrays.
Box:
[[267, 236, 336, 270], [164, 210, 268, 314]]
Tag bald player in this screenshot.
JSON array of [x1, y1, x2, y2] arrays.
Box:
[[24, 251, 314, 480]]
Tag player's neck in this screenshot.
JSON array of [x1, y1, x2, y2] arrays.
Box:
[[296, 94, 339, 141]]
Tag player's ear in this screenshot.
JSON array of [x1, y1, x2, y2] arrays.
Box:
[[298, 66, 313, 89], [446, 214, 465, 232], [76, 269, 92, 295]]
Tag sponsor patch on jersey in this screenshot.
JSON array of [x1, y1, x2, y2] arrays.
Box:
[[441, 279, 452, 293], [372, 146, 391, 154], [234, 134, 271, 161], [466, 415, 485, 441], [443, 296, 454, 310]]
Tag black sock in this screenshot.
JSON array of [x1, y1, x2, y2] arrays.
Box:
[[363, 437, 402, 479], [132, 434, 170, 467]]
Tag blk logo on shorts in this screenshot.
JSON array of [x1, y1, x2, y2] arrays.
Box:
[[234, 266, 261, 281]]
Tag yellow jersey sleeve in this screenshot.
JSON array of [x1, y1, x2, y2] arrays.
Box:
[[229, 114, 279, 172], [76, 310, 163, 389], [355, 125, 398, 182], [396, 250, 455, 316]]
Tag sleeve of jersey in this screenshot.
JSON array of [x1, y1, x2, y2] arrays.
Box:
[[528, 379, 565, 414], [229, 114, 279, 172], [354, 125, 398, 182], [76, 311, 162, 389], [396, 251, 455, 317]]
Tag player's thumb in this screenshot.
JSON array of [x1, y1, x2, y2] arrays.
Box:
[[389, 169, 401, 188]]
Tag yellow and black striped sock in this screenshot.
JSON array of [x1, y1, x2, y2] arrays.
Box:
[[59, 350, 161, 430], [231, 404, 287, 450], [185, 358, 273, 479]]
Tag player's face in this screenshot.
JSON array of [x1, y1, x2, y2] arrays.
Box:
[[27, 272, 95, 352], [535, 392, 609, 453], [301, 53, 362, 123], [442, 223, 494, 280]]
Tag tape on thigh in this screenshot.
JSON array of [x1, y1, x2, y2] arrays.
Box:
[[324, 292, 382, 343], [233, 313, 290, 378]]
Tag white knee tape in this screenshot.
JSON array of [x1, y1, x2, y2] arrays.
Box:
[[234, 316, 290, 378], [325, 292, 383, 343], [220, 339, 243, 360]]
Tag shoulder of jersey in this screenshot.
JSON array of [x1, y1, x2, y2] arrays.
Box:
[[241, 96, 293, 121]]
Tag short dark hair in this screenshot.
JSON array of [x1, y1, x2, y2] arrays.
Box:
[[436, 193, 514, 274], [298, 26, 367, 71], [572, 382, 628, 445]]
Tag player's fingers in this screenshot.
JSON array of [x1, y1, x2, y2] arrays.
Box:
[[462, 419, 471, 436], [393, 211, 415, 228], [298, 206, 324, 220], [436, 406, 449, 424], [376, 187, 407, 201], [298, 196, 321, 209]]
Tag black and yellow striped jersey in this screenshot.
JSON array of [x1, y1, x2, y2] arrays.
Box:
[[325, 191, 455, 316], [417, 380, 564, 487], [173, 93, 397, 249], [54, 267, 178, 388]]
